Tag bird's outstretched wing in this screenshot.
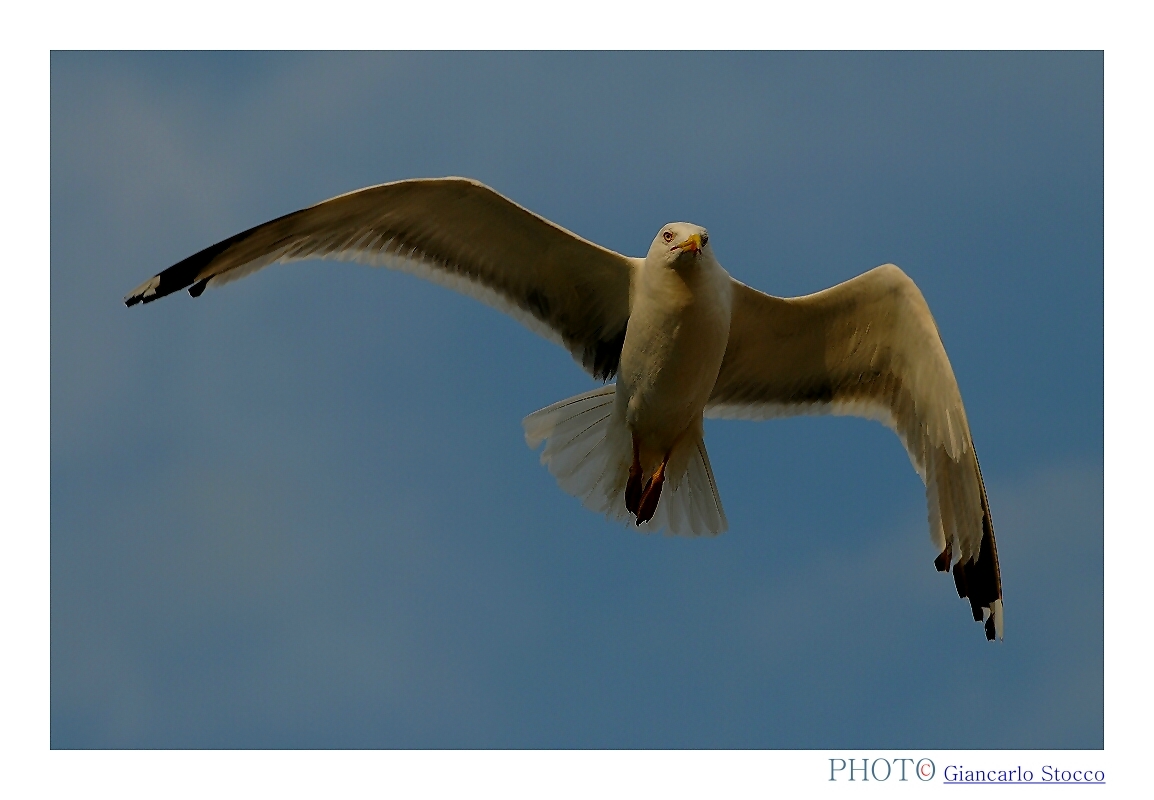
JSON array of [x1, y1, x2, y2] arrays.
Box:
[[707, 265, 1003, 639], [124, 177, 635, 380]]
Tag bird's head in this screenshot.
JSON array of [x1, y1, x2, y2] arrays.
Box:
[[648, 222, 710, 270]]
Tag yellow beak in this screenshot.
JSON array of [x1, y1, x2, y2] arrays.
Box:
[[678, 233, 703, 253]]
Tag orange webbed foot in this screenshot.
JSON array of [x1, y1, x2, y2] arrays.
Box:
[[635, 460, 666, 525]]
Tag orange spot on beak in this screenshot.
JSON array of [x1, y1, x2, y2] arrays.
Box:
[[677, 233, 703, 253]]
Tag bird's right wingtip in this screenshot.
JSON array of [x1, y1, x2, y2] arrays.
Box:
[[123, 275, 162, 307]]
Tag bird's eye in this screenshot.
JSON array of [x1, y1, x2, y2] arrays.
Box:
[[662, 231, 674, 243], [701, 232, 709, 246]]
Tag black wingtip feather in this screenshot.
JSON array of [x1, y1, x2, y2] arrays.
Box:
[[128, 236, 235, 306], [952, 561, 969, 599], [123, 210, 290, 307], [940, 452, 1003, 641]]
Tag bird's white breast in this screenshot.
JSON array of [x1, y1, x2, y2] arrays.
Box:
[[617, 252, 733, 459]]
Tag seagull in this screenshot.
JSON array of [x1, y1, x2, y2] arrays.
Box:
[[125, 177, 1003, 640]]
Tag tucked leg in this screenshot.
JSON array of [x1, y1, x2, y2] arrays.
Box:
[[636, 454, 668, 525], [625, 436, 644, 515]]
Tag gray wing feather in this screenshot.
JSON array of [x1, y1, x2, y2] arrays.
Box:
[[707, 265, 1003, 639], [124, 177, 635, 380]]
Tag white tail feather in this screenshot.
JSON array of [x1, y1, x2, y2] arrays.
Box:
[[523, 385, 727, 536]]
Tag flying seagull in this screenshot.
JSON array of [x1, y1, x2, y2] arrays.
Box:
[[124, 177, 1003, 640]]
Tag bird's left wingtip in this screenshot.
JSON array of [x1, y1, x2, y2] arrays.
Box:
[[988, 598, 1004, 641], [946, 552, 1003, 642]]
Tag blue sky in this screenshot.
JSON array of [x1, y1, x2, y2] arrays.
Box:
[[51, 52, 1102, 748]]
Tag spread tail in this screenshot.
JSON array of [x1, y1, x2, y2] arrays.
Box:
[[523, 385, 727, 536]]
